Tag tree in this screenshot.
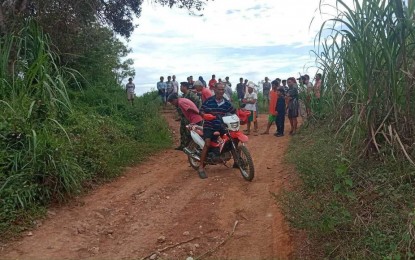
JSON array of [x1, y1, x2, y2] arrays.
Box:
[[0, 0, 211, 37]]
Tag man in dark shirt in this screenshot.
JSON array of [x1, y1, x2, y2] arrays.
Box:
[[198, 83, 236, 179], [274, 89, 286, 137], [236, 77, 245, 106]]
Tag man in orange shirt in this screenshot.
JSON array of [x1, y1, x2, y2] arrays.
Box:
[[261, 82, 279, 135]]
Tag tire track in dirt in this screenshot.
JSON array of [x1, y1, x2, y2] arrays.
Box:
[[1, 109, 297, 260]]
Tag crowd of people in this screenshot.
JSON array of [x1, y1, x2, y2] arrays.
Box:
[[125, 73, 322, 179]]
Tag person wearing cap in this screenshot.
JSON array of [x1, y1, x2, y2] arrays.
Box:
[[168, 93, 203, 151], [194, 80, 212, 103], [242, 82, 258, 135], [180, 82, 201, 108], [198, 82, 236, 179]]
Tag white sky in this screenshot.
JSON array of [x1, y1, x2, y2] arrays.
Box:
[[125, 0, 345, 95]]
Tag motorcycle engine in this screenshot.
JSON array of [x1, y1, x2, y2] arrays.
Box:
[[220, 151, 232, 161]]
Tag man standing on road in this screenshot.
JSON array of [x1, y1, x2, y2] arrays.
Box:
[[172, 75, 179, 94], [262, 77, 271, 105], [125, 77, 135, 106], [198, 83, 236, 179], [261, 82, 279, 135], [236, 77, 245, 107], [157, 76, 167, 106], [224, 76, 233, 101]]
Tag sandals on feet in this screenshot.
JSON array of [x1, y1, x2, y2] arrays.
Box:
[[198, 169, 208, 179]]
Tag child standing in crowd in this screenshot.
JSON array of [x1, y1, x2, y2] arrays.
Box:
[[261, 81, 279, 135], [274, 89, 286, 137], [243, 82, 258, 135]]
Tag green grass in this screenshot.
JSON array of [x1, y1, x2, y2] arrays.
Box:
[[0, 22, 171, 241], [278, 122, 415, 259]]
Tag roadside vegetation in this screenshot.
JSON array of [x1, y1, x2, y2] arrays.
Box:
[[0, 22, 171, 240], [279, 0, 415, 258]]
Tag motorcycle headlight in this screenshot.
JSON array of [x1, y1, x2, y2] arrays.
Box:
[[230, 122, 240, 130]]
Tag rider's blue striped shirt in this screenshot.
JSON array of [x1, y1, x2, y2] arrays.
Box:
[[201, 96, 236, 130]]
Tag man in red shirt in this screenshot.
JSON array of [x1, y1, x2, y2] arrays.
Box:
[[194, 80, 213, 103], [167, 93, 202, 125], [208, 74, 217, 94], [167, 93, 203, 150]]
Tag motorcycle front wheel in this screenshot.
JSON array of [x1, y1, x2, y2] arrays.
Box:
[[187, 141, 200, 170], [235, 146, 255, 181]]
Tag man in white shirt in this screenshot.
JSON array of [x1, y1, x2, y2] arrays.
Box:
[[242, 82, 258, 135], [125, 77, 135, 106], [172, 75, 179, 94]]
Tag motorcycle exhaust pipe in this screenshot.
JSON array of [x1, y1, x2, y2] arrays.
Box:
[[183, 147, 200, 161]]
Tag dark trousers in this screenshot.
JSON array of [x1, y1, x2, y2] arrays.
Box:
[[275, 113, 285, 134]]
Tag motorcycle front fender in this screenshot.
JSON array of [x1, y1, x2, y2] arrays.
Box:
[[230, 131, 249, 143]]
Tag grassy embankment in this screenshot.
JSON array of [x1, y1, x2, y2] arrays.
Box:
[[0, 23, 171, 240], [279, 0, 415, 258]]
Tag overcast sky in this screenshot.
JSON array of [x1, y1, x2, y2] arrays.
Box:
[[125, 0, 340, 95]]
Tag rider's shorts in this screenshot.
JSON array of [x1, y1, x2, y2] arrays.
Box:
[[203, 128, 225, 141]]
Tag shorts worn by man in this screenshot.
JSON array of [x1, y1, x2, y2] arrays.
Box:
[[198, 83, 236, 179], [125, 78, 135, 105]]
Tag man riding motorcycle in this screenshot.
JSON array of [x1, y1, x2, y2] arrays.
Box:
[[198, 82, 236, 179]]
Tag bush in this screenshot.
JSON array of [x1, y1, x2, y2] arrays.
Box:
[[279, 122, 415, 258]]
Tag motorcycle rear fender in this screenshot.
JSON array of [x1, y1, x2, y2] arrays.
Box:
[[230, 131, 249, 143]]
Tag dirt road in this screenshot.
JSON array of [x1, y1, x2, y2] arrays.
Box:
[[1, 110, 298, 260]]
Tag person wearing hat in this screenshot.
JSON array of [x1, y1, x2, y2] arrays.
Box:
[[242, 82, 258, 135], [180, 81, 201, 108], [168, 93, 203, 151], [194, 80, 212, 103]]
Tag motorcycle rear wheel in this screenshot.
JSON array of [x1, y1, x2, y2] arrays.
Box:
[[187, 141, 200, 170], [236, 146, 255, 181]]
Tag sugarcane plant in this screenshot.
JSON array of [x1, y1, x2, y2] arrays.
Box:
[[314, 0, 415, 164]]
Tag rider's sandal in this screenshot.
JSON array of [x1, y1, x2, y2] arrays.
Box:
[[198, 169, 208, 179]]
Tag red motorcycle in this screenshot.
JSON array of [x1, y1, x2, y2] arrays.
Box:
[[183, 109, 254, 181]]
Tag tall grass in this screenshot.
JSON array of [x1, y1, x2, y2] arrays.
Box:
[[279, 1, 415, 258], [314, 0, 415, 162], [0, 22, 171, 239]]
